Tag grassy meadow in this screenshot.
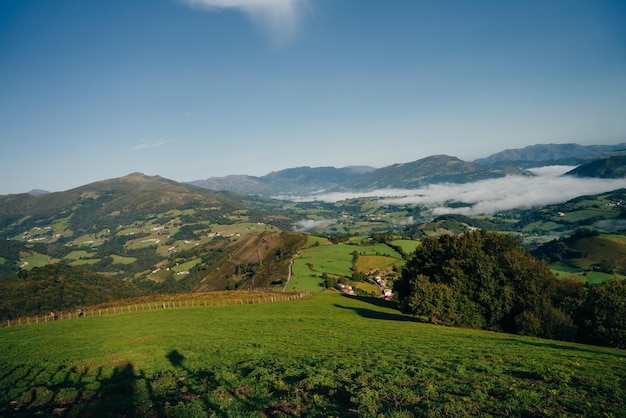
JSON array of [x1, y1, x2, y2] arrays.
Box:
[[1, 291, 625, 417]]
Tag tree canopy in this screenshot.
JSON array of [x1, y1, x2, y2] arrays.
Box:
[[394, 230, 626, 348], [394, 231, 568, 335]]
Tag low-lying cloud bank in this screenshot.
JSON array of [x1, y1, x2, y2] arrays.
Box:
[[293, 166, 626, 216]]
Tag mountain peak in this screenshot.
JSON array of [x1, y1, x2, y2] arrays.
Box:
[[120, 172, 157, 182]]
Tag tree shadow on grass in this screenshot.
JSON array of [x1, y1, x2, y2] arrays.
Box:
[[504, 337, 626, 359], [333, 303, 426, 323], [350, 294, 400, 310]]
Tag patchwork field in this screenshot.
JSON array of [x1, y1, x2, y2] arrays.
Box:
[[288, 241, 405, 294]]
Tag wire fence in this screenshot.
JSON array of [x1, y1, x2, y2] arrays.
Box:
[[2, 290, 311, 328]]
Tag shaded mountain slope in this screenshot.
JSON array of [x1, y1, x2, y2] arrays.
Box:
[[172, 231, 307, 292], [566, 155, 626, 178], [340, 155, 529, 190]]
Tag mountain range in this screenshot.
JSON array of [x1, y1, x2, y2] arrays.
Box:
[[188, 143, 625, 197], [6, 142, 624, 199], [1, 142, 625, 319], [187, 155, 529, 197]]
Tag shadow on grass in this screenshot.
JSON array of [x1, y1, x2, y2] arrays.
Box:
[[506, 337, 626, 359], [350, 294, 400, 310], [5, 346, 308, 417], [333, 303, 425, 323], [1, 362, 145, 417], [2, 352, 230, 418]]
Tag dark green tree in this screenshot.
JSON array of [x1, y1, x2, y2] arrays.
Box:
[[580, 278, 626, 348], [394, 230, 560, 335]]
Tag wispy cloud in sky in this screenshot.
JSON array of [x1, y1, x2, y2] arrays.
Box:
[[180, 0, 307, 46], [130, 140, 172, 151], [292, 166, 626, 216]]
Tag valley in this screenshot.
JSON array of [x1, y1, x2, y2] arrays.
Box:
[[0, 145, 625, 416]]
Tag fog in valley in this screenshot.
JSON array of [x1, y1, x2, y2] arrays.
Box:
[[292, 166, 626, 216]]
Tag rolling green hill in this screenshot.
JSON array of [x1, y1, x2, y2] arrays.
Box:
[[1, 292, 624, 417], [532, 229, 626, 280], [0, 173, 295, 280]]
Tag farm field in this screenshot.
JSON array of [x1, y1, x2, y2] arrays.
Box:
[[1, 291, 624, 417], [288, 242, 404, 293]]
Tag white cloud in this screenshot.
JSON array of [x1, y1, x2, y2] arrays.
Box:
[[293, 218, 334, 232], [290, 166, 626, 216], [180, 0, 307, 46]]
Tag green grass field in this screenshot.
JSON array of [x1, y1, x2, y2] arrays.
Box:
[[18, 253, 50, 270], [550, 262, 621, 284], [171, 258, 202, 273], [389, 239, 420, 255], [64, 250, 97, 261], [1, 292, 625, 417], [111, 254, 138, 265]]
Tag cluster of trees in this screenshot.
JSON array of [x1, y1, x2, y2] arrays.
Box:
[[0, 264, 147, 320], [394, 230, 626, 348]]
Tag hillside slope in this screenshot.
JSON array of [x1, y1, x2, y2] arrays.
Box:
[[0, 173, 296, 281], [0, 264, 147, 320], [0, 173, 242, 237], [1, 292, 624, 417], [188, 231, 307, 292]]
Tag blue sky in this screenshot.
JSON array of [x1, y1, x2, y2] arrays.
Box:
[[1, 0, 625, 194]]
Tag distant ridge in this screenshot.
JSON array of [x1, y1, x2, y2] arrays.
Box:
[[189, 166, 375, 197], [475, 143, 626, 168]]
